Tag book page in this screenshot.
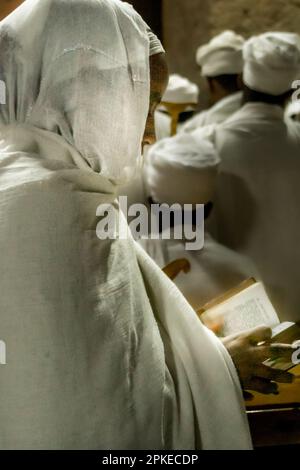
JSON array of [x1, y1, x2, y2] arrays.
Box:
[[201, 282, 280, 337]]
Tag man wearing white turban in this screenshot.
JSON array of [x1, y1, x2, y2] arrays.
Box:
[[155, 73, 200, 140], [210, 32, 300, 323], [285, 100, 300, 122], [142, 135, 259, 312], [0, 1, 295, 450], [150, 32, 300, 323], [181, 31, 245, 133]]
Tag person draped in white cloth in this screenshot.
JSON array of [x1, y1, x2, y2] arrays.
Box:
[[0, 0, 294, 450], [120, 73, 199, 216], [210, 32, 300, 323], [148, 32, 300, 324], [119, 74, 199, 211], [181, 31, 245, 133], [142, 137, 259, 311], [155, 74, 200, 140]]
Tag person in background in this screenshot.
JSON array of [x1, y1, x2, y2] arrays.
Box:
[[148, 32, 300, 324], [0, 0, 295, 450], [285, 99, 300, 122], [120, 73, 199, 209], [155, 73, 199, 140], [210, 32, 300, 323], [143, 133, 259, 312], [181, 30, 245, 133]]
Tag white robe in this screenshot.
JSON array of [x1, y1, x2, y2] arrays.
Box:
[[181, 91, 242, 133], [139, 232, 259, 311], [0, 0, 251, 450], [155, 110, 173, 140], [211, 102, 300, 322]]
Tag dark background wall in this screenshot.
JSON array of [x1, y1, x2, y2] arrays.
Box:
[[124, 0, 163, 39], [0, 1, 163, 37]]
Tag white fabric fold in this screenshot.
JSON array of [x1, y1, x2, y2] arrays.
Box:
[[243, 32, 300, 95], [196, 31, 245, 77], [162, 74, 199, 104], [0, 0, 252, 449], [146, 133, 220, 205], [181, 91, 242, 133], [0, 0, 151, 184]]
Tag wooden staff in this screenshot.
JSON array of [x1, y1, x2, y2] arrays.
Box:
[[160, 102, 196, 136], [162, 258, 191, 280]]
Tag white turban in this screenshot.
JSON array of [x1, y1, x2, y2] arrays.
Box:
[[162, 74, 199, 104], [243, 32, 300, 95], [285, 100, 300, 120], [196, 30, 245, 77], [146, 128, 220, 205]]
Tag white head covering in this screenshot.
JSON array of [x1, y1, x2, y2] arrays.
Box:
[[0, 0, 251, 451], [147, 131, 220, 205], [196, 30, 245, 77], [0, 0, 163, 184], [162, 74, 199, 104], [285, 99, 300, 121], [243, 32, 300, 95]]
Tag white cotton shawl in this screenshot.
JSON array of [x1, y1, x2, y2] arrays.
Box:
[[146, 133, 220, 205], [0, 0, 252, 449]]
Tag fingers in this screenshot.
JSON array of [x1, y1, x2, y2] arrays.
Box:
[[254, 364, 294, 384], [245, 377, 279, 395], [245, 325, 272, 345], [222, 325, 271, 344], [269, 343, 298, 359], [253, 344, 296, 362]]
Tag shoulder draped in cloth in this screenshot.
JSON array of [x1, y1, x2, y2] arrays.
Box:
[[0, 0, 251, 449]]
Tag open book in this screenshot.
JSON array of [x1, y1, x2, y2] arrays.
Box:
[[198, 278, 300, 371]]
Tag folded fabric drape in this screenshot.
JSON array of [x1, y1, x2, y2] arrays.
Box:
[[0, 0, 252, 449]]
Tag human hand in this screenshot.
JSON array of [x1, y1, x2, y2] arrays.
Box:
[[222, 326, 295, 399]]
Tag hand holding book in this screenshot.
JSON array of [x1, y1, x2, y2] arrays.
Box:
[[222, 325, 296, 398]]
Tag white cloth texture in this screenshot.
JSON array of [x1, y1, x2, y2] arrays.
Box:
[[154, 109, 173, 140], [143, 126, 258, 312], [196, 30, 245, 77], [208, 102, 300, 322], [148, 28, 165, 56], [181, 91, 242, 134], [162, 74, 199, 104], [0, 0, 252, 450], [285, 99, 300, 122], [146, 135, 220, 205], [139, 233, 259, 312], [243, 32, 300, 95], [154, 74, 199, 140]]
